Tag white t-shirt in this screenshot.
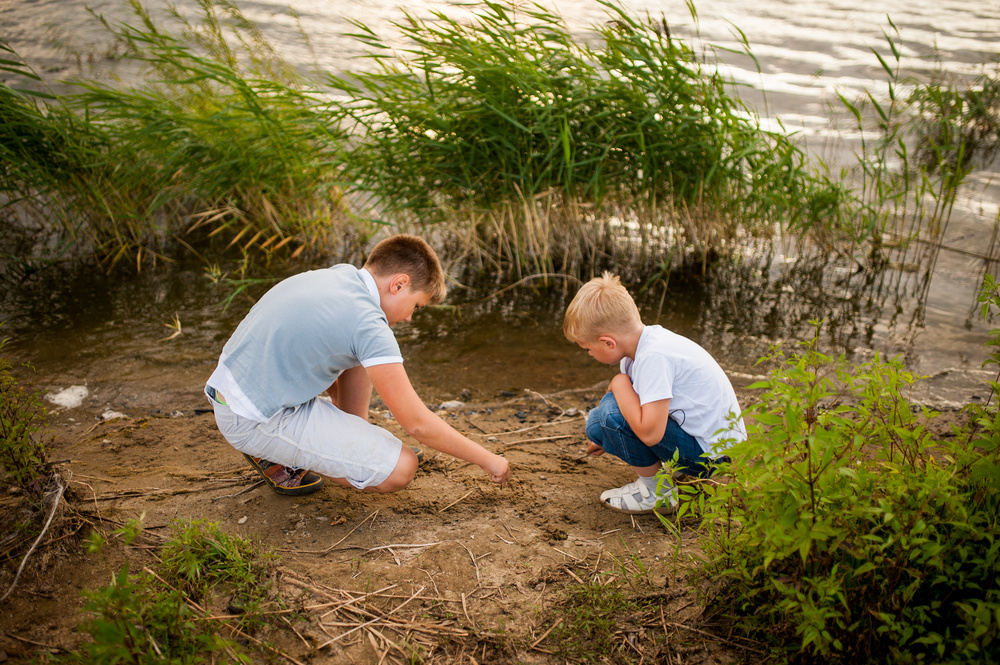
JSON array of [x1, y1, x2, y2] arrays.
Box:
[[620, 325, 746, 454], [207, 265, 403, 422]]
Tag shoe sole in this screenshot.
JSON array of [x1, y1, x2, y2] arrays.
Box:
[[243, 453, 324, 496], [600, 498, 677, 515]]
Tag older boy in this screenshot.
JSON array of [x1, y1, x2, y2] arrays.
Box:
[[205, 234, 510, 496], [564, 272, 744, 514]]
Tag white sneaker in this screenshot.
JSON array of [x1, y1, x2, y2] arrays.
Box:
[[599, 479, 677, 515]]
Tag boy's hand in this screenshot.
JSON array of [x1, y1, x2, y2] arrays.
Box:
[[483, 453, 511, 487], [585, 442, 605, 457]]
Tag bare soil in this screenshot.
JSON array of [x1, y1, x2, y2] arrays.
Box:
[[0, 378, 969, 664]]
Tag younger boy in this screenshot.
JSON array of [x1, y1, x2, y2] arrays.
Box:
[[205, 234, 510, 496], [563, 273, 744, 514]]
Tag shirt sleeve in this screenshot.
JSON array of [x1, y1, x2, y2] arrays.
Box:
[[629, 352, 674, 405], [352, 310, 403, 367]]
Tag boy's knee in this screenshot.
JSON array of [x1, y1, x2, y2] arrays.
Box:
[[370, 446, 418, 493]]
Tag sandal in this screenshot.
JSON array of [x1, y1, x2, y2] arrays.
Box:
[[243, 453, 324, 496], [600, 479, 677, 515]]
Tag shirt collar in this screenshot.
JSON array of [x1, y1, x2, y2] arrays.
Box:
[[358, 267, 379, 299]]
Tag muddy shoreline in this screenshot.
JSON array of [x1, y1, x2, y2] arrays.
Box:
[[0, 368, 976, 664]]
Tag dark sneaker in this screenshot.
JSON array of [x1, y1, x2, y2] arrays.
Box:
[[410, 445, 424, 463], [243, 453, 324, 496]]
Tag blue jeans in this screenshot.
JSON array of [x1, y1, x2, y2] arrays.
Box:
[[585, 391, 723, 477]]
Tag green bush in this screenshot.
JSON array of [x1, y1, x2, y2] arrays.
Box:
[[159, 518, 277, 622], [0, 339, 51, 504], [52, 518, 280, 663], [696, 311, 1000, 663], [67, 565, 243, 665]]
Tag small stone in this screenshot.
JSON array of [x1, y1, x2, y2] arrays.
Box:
[[237, 516, 248, 525]]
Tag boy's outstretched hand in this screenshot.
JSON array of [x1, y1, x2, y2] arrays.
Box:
[[484, 453, 511, 487]]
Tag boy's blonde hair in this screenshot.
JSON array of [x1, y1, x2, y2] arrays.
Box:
[[563, 272, 642, 342], [364, 234, 448, 304]]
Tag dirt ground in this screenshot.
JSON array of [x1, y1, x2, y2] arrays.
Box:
[[0, 377, 971, 664]]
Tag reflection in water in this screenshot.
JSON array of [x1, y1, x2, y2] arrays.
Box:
[[0, 231, 996, 406]]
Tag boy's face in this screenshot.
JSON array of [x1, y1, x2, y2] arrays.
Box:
[[382, 279, 432, 326], [577, 336, 625, 365]]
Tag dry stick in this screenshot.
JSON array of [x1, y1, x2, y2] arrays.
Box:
[[501, 434, 574, 446], [524, 389, 564, 416], [0, 474, 65, 604], [6, 632, 66, 653], [281, 616, 311, 650], [465, 417, 489, 434], [665, 622, 767, 655], [530, 618, 563, 650], [211, 480, 265, 501], [283, 578, 397, 619], [364, 542, 445, 554], [367, 625, 411, 662], [317, 510, 379, 556], [460, 592, 475, 627], [438, 490, 474, 513], [455, 541, 481, 583], [552, 547, 581, 562], [366, 630, 387, 665], [501, 415, 584, 436], [500, 520, 520, 544], [91, 482, 246, 501], [318, 586, 426, 648]]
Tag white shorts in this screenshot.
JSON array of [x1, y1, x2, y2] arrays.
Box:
[[206, 388, 402, 489]]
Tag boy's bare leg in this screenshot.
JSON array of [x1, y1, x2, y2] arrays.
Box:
[[633, 463, 661, 479], [327, 366, 373, 419], [321, 445, 419, 493]]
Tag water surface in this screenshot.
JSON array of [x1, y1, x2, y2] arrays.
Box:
[[1, 0, 999, 407]]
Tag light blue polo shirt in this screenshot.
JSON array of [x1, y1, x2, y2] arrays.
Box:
[[207, 265, 403, 422]]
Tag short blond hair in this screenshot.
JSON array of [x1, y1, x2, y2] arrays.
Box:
[[364, 234, 447, 304], [563, 272, 642, 342]]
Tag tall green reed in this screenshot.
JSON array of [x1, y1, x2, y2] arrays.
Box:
[[2, 0, 349, 271], [330, 0, 847, 281], [839, 21, 998, 259]]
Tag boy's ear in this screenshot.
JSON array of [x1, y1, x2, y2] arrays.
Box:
[[390, 273, 411, 294], [597, 334, 617, 349]]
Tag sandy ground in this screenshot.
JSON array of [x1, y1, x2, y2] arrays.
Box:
[[0, 376, 971, 664]]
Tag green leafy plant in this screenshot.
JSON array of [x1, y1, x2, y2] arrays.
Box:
[[51, 519, 284, 663], [0, 338, 51, 504], [66, 565, 244, 665], [695, 315, 1000, 664], [159, 519, 278, 626]]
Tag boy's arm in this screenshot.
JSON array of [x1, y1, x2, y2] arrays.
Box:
[[609, 373, 670, 445], [366, 363, 511, 486]]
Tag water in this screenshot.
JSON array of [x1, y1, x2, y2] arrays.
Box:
[[1, 0, 999, 407]]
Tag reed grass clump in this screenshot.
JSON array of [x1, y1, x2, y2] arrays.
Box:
[[1, 0, 349, 270], [330, 0, 849, 279]]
